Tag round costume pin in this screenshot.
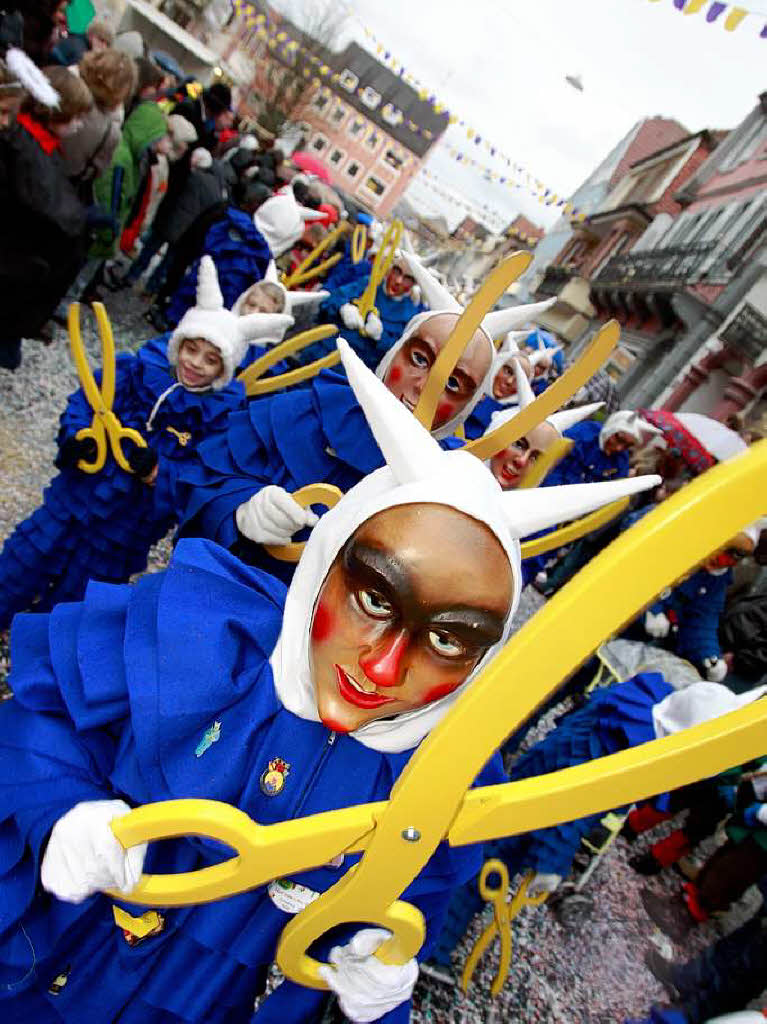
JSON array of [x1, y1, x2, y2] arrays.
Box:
[[260, 757, 290, 796]]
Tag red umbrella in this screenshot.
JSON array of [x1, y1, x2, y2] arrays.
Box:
[[291, 150, 333, 183]]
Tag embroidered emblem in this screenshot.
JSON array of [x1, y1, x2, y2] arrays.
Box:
[[166, 426, 192, 447], [195, 721, 221, 758], [113, 907, 165, 946], [260, 757, 291, 796], [48, 966, 71, 994]]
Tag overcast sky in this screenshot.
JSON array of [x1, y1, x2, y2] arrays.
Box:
[[316, 0, 765, 232]]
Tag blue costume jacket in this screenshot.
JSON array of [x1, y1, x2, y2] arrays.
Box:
[[0, 343, 244, 629], [547, 420, 630, 486], [314, 282, 424, 370], [464, 395, 505, 441], [175, 369, 461, 584], [166, 208, 272, 328], [648, 567, 731, 669], [0, 538, 502, 1022], [321, 250, 371, 293]]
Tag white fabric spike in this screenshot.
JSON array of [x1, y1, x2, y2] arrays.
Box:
[[254, 190, 325, 257], [298, 204, 327, 222], [401, 252, 462, 313], [5, 49, 60, 106], [547, 402, 604, 434], [264, 260, 279, 283], [196, 255, 224, 310], [482, 297, 556, 338], [501, 474, 661, 539], [236, 312, 294, 344], [600, 410, 664, 449], [499, 331, 529, 356], [338, 337, 444, 484], [513, 356, 537, 409]]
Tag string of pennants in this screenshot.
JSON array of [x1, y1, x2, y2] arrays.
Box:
[[648, 0, 767, 37], [415, 168, 544, 242]]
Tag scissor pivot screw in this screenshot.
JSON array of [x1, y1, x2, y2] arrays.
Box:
[[401, 827, 421, 842]]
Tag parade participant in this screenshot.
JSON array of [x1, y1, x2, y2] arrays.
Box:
[[318, 252, 425, 370], [431, 677, 766, 972], [0, 338, 660, 1023], [0, 61, 91, 369], [0, 258, 291, 629], [463, 331, 535, 439], [175, 258, 560, 583], [0, 49, 29, 128]]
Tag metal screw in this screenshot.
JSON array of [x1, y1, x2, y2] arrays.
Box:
[[401, 827, 421, 842]]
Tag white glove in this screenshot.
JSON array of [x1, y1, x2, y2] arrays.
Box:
[[527, 872, 562, 898], [318, 928, 418, 1023], [534, 571, 548, 588], [644, 610, 671, 638], [364, 313, 383, 341], [41, 799, 146, 904], [703, 656, 728, 682], [340, 303, 364, 332], [235, 485, 319, 545]]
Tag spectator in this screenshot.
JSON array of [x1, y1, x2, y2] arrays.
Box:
[[173, 80, 231, 152], [0, 50, 25, 128], [49, 17, 113, 66], [0, 63, 91, 369]]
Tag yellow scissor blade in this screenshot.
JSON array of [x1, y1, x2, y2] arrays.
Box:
[[353, 221, 402, 323], [92, 302, 117, 409], [412, 252, 532, 431], [237, 324, 337, 391], [67, 302, 105, 414], [281, 222, 350, 290]]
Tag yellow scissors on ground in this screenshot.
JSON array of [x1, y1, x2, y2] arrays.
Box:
[[461, 863, 548, 997], [67, 302, 147, 474]]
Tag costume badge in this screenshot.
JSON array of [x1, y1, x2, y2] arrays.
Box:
[[260, 757, 290, 796], [166, 426, 192, 447], [195, 720, 221, 758]]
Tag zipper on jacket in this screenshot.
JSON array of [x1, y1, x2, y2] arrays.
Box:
[[292, 730, 337, 819]]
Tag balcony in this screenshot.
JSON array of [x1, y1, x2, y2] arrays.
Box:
[[594, 241, 716, 287], [537, 264, 577, 297]]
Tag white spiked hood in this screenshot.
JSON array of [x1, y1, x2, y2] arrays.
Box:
[[168, 256, 294, 388], [231, 260, 329, 344], [254, 188, 326, 257], [484, 357, 604, 437], [270, 339, 660, 752], [599, 410, 665, 449]]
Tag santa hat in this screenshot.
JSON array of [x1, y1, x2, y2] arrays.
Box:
[[486, 358, 603, 439], [253, 189, 326, 257], [375, 254, 557, 440], [168, 256, 294, 388], [599, 410, 664, 450], [269, 338, 660, 753]]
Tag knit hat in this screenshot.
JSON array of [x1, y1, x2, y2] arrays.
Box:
[[168, 256, 294, 388], [253, 188, 326, 257], [203, 82, 231, 114], [269, 339, 661, 753], [167, 113, 198, 146]]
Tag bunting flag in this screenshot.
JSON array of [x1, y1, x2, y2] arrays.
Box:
[[648, 0, 767, 36]]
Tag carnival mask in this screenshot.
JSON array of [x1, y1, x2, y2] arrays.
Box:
[[490, 421, 559, 491]]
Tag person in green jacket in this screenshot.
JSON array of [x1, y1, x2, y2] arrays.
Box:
[[91, 99, 169, 262]]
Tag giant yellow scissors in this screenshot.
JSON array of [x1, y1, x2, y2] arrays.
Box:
[[281, 222, 350, 290], [352, 220, 403, 331], [67, 302, 147, 474], [110, 442, 767, 992]]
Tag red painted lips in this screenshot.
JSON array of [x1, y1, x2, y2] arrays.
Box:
[[334, 664, 396, 710]]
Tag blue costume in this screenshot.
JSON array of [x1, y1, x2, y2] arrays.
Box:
[[464, 395, 505, 441], [175, 369, 461, 584], [524, 329, 563, 375], [314, 282, 424, 370], [166, 208, 272, 328], [321, 249, 371, 292], [431, 672, 673, 965], [648, 568, 731, 671], [0, 343, 244, 629], [547, 420, 630, 486], [0, 538, 502, 1022]]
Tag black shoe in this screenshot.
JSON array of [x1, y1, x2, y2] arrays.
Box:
[[644, 949, 678, 999], [630, 852, 663, 876], [640, 889, 694, 942], [144, 307, 169, 333]]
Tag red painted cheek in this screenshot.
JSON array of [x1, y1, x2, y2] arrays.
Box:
[[310, 600, 334, 643], [422, 680, 461, 703], [435, 399, 456, 426], [388, 365, 402, 384]]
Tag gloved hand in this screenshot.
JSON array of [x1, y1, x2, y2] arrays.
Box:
[[743, 803, 767, 828], [703, 656, 728, 682], [364, 313, 383, 341], [340, 303, 364, 332], [235, 485, 319, 546], [318, 928, 418, 1023], [526, 872, 562, 898], [85, 204, 119, 238], [41, 799, 146, 904], [55, 435, 98, 470], [534, 571, 548, 588], [127, 443, 158, 480], [644, 610, 671, 638]]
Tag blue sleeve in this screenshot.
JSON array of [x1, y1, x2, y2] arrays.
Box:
[[57, 355, 137, 446], [320, 279, 367, 321], [675, 574, 729, 666]]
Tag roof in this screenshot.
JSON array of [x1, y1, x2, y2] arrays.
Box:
[[628, 129, 716, 170]]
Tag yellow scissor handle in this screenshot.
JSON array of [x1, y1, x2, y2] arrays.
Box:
[[276, 441, 767, 988], [287, 253, 345, 289], [244, 354, 342, 397], [351, 225, 367, 264], [478, 857, 510, 903], [517, 437, 574, 490], [519, 497, 631, 559], [263, 483, 344, 562], [353, 220, 403, 325], [412, 252, 532, 431], [281, 222, 350, 290], [466, 321, 620, 461], [68, 302, 146, 474], [237, 324, 338, 393], [461, 859, 512, 997]]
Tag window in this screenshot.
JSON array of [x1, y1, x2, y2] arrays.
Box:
[[328, 147, 345, 167], [310, 133, 328, 153], [382, 103, 403, 127], [330, 102, 347, 127], [345, 160, 361, 180], [383, 148, 405, 171], [364, 128, 381, 153], [360, 86, 381, 110], [363, 175, 386, 198], [347, 116, 366, 140], [720, 116, 767, 172], [312, 92, 329, 115], [339, 68, 358, 92]]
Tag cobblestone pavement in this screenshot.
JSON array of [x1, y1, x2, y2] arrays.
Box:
[[0, 295, 759, 1022]]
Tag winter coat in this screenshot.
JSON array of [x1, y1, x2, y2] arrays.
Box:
[[159, 161, 234, 245], [60, 103, 121, 193], [92, 101, 167, 259], [0, 113, 86, 339], [0, 537, 502, 1022]]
